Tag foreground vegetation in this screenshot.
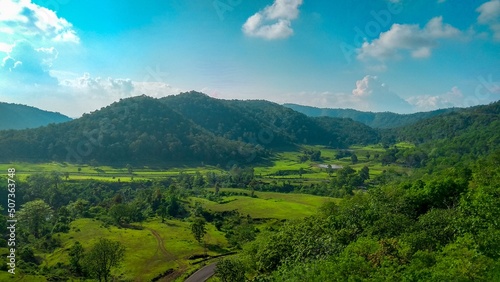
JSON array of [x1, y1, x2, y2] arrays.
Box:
[[1, 95, 499, 281]]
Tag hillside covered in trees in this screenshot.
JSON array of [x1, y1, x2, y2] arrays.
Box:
[[284, 103, 455, 129], [0, 92, 379, 165], [0, 102, 71, 130]]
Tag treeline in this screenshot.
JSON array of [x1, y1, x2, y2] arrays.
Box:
[[284, 103, 455, 129]]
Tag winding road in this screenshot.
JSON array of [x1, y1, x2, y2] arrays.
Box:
[[184, 263, 217, 282]]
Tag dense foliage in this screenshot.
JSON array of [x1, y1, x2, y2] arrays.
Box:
[[0, 92, 379, 165], [232, 151, 500, 281]]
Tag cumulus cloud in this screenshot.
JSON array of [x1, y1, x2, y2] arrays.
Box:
[[242, 0, 303, 40], [476, 0, 500, 40], [406, 86, 465, 111], [0, 0, 79, 43], [357, 16, 461, 61], [351, 75, 413, 112], [0, 71, 183, 117], [0, 40, 58, 85], [276, 75, 413, 113], [59, 73, 182, 103]]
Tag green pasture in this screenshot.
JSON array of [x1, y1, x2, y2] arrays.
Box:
[[192, 189, 337, 220], [38, 217, 228, 281]]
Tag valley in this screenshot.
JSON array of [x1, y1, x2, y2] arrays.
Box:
[[0, 93, 499, 281]]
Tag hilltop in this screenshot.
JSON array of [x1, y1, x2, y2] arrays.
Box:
[[0, 102, 71, 130]]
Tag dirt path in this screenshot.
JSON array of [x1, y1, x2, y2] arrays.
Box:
[[148, 228, 176, 260], [146, 227, 188, 282]]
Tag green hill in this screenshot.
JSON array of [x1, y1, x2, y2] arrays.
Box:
[[390, 101, 500, 162], [0, 92, 379, 165], [284, 103, 455, 129], [0, 102, 71, 130]]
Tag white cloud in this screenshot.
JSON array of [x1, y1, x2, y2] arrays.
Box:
[[351, 75, 413, 112], [406, 86, 465, 111], [0, 40, 58, 85], [477, 0, 500, 40], [60, 73, 181, 99], [242, 0, 303, 40], [0, 0, 79, 43], [357, 16, 461, 61], [0, 42, 13, 53]]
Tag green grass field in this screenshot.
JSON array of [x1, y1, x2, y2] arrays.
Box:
[[0, 143, 411, 183], [192, 188, 337, 219], [37, 217, 228, 281]]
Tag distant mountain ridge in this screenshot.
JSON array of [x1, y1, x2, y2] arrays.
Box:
[[0, 102, 71, 130], [0, 92, 379, 165], [283, 103, 456, 129]]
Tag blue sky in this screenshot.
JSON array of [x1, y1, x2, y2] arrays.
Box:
[[0, 0, 499, 117]]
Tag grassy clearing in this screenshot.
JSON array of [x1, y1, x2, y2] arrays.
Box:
[[41, 217, 228, 281], [192, 189, 336, 219], [0, 143, 412, 183], [0, 162, 223, 182], [254, 144, 411, 182]]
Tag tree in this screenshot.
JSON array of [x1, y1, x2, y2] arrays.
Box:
[[191, 217, 207, 244], [215, 182, 220, 196], [126, 164, 133, 175], [69, 241, 85, 275], [351, 154, 358, 164], [359, 166, 370, 182], [215, 258, 246, 282], [327, 164, 333, 176], [83, 238, 125, 282], [17, 199, 53, 238], [109, 203, 131, 226]]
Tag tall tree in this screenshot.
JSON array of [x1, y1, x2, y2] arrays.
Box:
[[191, 217, 207, 244], [17, 199, 53, 238], [83, 238, 125, 282], [69, 241, 85, 276]]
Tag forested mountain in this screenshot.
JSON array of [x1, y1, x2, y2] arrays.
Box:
[[0, 102, 71, 130], [389, 101, 500, 163], [284, 103, 455, 129], [0, 92, 379, 165], [161, 92, 379, 148]]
